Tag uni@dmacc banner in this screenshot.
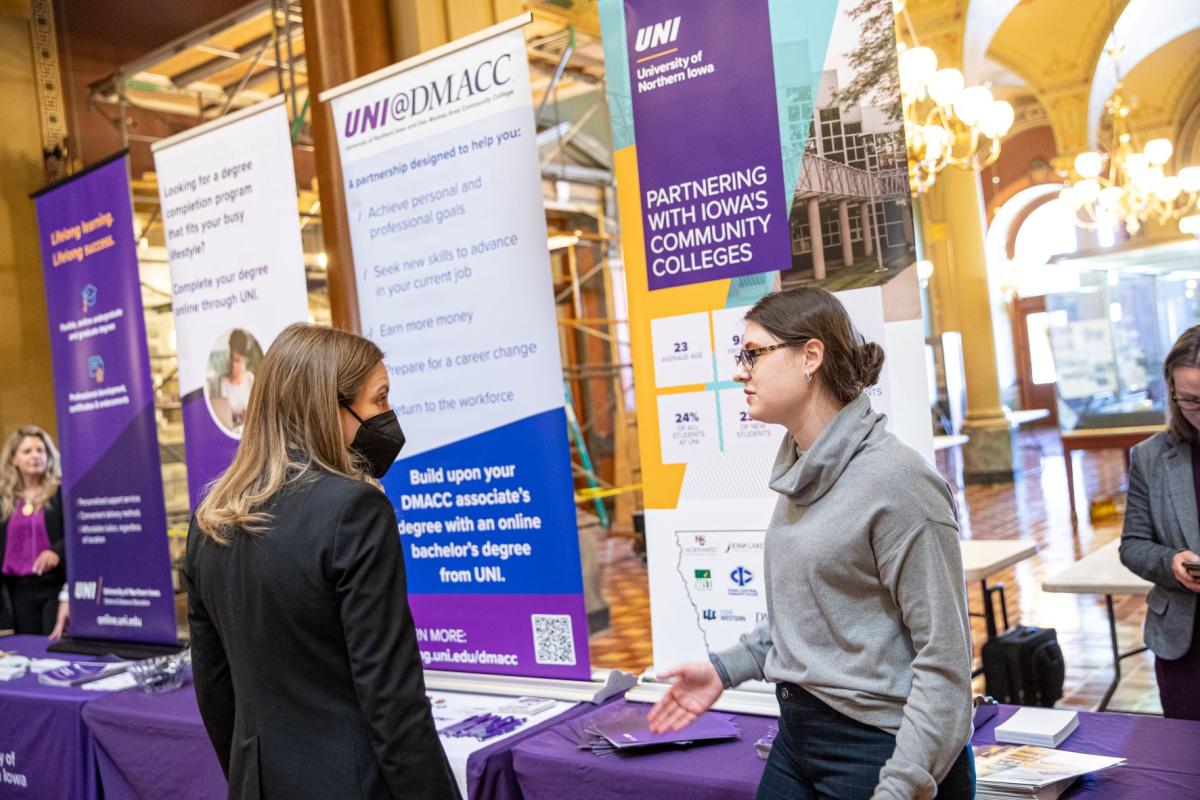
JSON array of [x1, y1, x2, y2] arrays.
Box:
[[31, 153, 177, 646], [598, 0, 930, 672], [152, 96, 310, 511], [322, 14, 590, 680]]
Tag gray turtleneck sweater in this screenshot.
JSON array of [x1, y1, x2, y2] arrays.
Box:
[[712, 394, 973, 800]]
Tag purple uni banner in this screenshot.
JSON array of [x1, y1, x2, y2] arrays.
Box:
[[624, 0, 791, 290], [32, 154, 177, 645]]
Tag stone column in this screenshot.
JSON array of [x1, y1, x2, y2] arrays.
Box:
[[938, 166, 1017, 483], [807, 198, 825, 280], [860, 202, 874, 257], [838, 199, 854, 266], [301, 0, 394, 332]]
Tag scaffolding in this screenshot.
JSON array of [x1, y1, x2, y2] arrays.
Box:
[[72, 1, 639, 534]]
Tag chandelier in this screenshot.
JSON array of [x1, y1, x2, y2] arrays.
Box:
[[1061, 34, 1200, 236], [898, 45, 1015, 193]]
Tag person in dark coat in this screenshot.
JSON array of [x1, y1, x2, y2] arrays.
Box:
[[1121, 325, 1200, 720], [0, 425, 67, 635], [185, 323, 460, 799]]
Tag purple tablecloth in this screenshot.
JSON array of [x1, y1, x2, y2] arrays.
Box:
[[974, 704, 1200, 798], [80, 679, 225, 800], [511, 699, 774, 800], [79, 674, 602, 800], [465, 700, 608, 800], [513, 700, 1200, 800], [0, 634, 107, 800]]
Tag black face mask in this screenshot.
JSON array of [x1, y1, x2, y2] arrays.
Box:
[[343, 406, 405, 478]]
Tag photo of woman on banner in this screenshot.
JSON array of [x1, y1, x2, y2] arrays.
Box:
[[204, 327, 262, 437], [185, 323, 459, 800], [649, 288, 975, 799], [0, 425, 67, 636]]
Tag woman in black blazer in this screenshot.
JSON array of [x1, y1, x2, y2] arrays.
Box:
[[0, 425, 67, 635], [185, 324, 459, 799]]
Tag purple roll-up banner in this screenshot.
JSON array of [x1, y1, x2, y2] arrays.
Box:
[[624, 0, 792, 291], [32, 153, 177, 645]]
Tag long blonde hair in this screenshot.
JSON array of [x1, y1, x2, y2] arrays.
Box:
[[0, 425, 62, 519], [194, 323, 384, 544]]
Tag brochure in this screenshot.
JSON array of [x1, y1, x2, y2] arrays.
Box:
[[973, 744, 1124, 799]]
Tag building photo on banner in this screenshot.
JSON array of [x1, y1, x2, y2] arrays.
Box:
[[598, 0, 929, 671]]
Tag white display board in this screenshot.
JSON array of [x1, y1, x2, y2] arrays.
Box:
[[321, 16, 591, 681], [325, 23, 562, 461], [153, 96, 309, 506]]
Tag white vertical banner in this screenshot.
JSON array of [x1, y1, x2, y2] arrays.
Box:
[[322, 17, 591, 680], [153, 96, 310, 508]]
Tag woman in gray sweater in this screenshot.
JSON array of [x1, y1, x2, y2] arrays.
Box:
[[649, 287, 975, 800]]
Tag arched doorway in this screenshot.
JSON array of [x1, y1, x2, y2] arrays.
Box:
[[985, 184, 1080, 424]]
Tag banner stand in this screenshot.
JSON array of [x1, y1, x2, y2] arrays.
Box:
[[323, 12, 593, 682], [151, 94, 310, 511], [32, 151, 180, 655], [424, 668, 637, 705]]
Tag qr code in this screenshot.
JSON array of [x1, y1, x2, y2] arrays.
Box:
[[531, 614, 576, 665]]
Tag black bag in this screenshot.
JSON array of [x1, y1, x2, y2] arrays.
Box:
[[981, 625, 1065, 707]]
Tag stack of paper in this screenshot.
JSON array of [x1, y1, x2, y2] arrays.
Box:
[[995, 708, 1079, 747], [0, 655, 29, 681], [973, 744, 1125, 800]]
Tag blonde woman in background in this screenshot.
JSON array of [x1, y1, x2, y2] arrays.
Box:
[[0, 426, 67, 635], [185, 323, 459, 800]]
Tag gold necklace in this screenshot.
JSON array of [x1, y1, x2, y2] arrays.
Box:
[[20, 491, 34, 516]]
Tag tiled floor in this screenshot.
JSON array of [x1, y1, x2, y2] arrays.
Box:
[[588, 427, 1163, 714]]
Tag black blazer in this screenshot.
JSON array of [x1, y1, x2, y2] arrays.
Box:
[[0, 486, 67, 582], [184, 470, 460, 800]]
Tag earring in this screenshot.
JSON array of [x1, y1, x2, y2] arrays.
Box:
[[804, 371, 812, 382]]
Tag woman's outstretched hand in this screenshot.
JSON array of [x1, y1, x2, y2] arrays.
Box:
[[647, 660, 724, 733]]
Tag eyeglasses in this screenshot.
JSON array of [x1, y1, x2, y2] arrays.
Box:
[[1173, 394, 1200, 411], [734, 343, 790, 370]]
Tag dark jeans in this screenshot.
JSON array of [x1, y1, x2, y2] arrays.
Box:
[[757, 684, 974, 800], [1156, 600, 1200, 720], [2, 573, 60, 635]]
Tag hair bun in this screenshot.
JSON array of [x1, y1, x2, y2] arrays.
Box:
[[856, 341, 885, 389]]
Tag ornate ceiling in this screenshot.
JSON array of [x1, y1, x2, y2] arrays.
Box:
[[905, 0, 1200, 164]]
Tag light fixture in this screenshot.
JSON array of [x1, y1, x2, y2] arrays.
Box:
[[1063, 94, 1200, 235], [1063, 18, 1200, 235], [316, 251, 328, 268], [896, 11, 1014, 194]]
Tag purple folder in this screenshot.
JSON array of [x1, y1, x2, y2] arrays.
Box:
[[592, 706, 741, 750]]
